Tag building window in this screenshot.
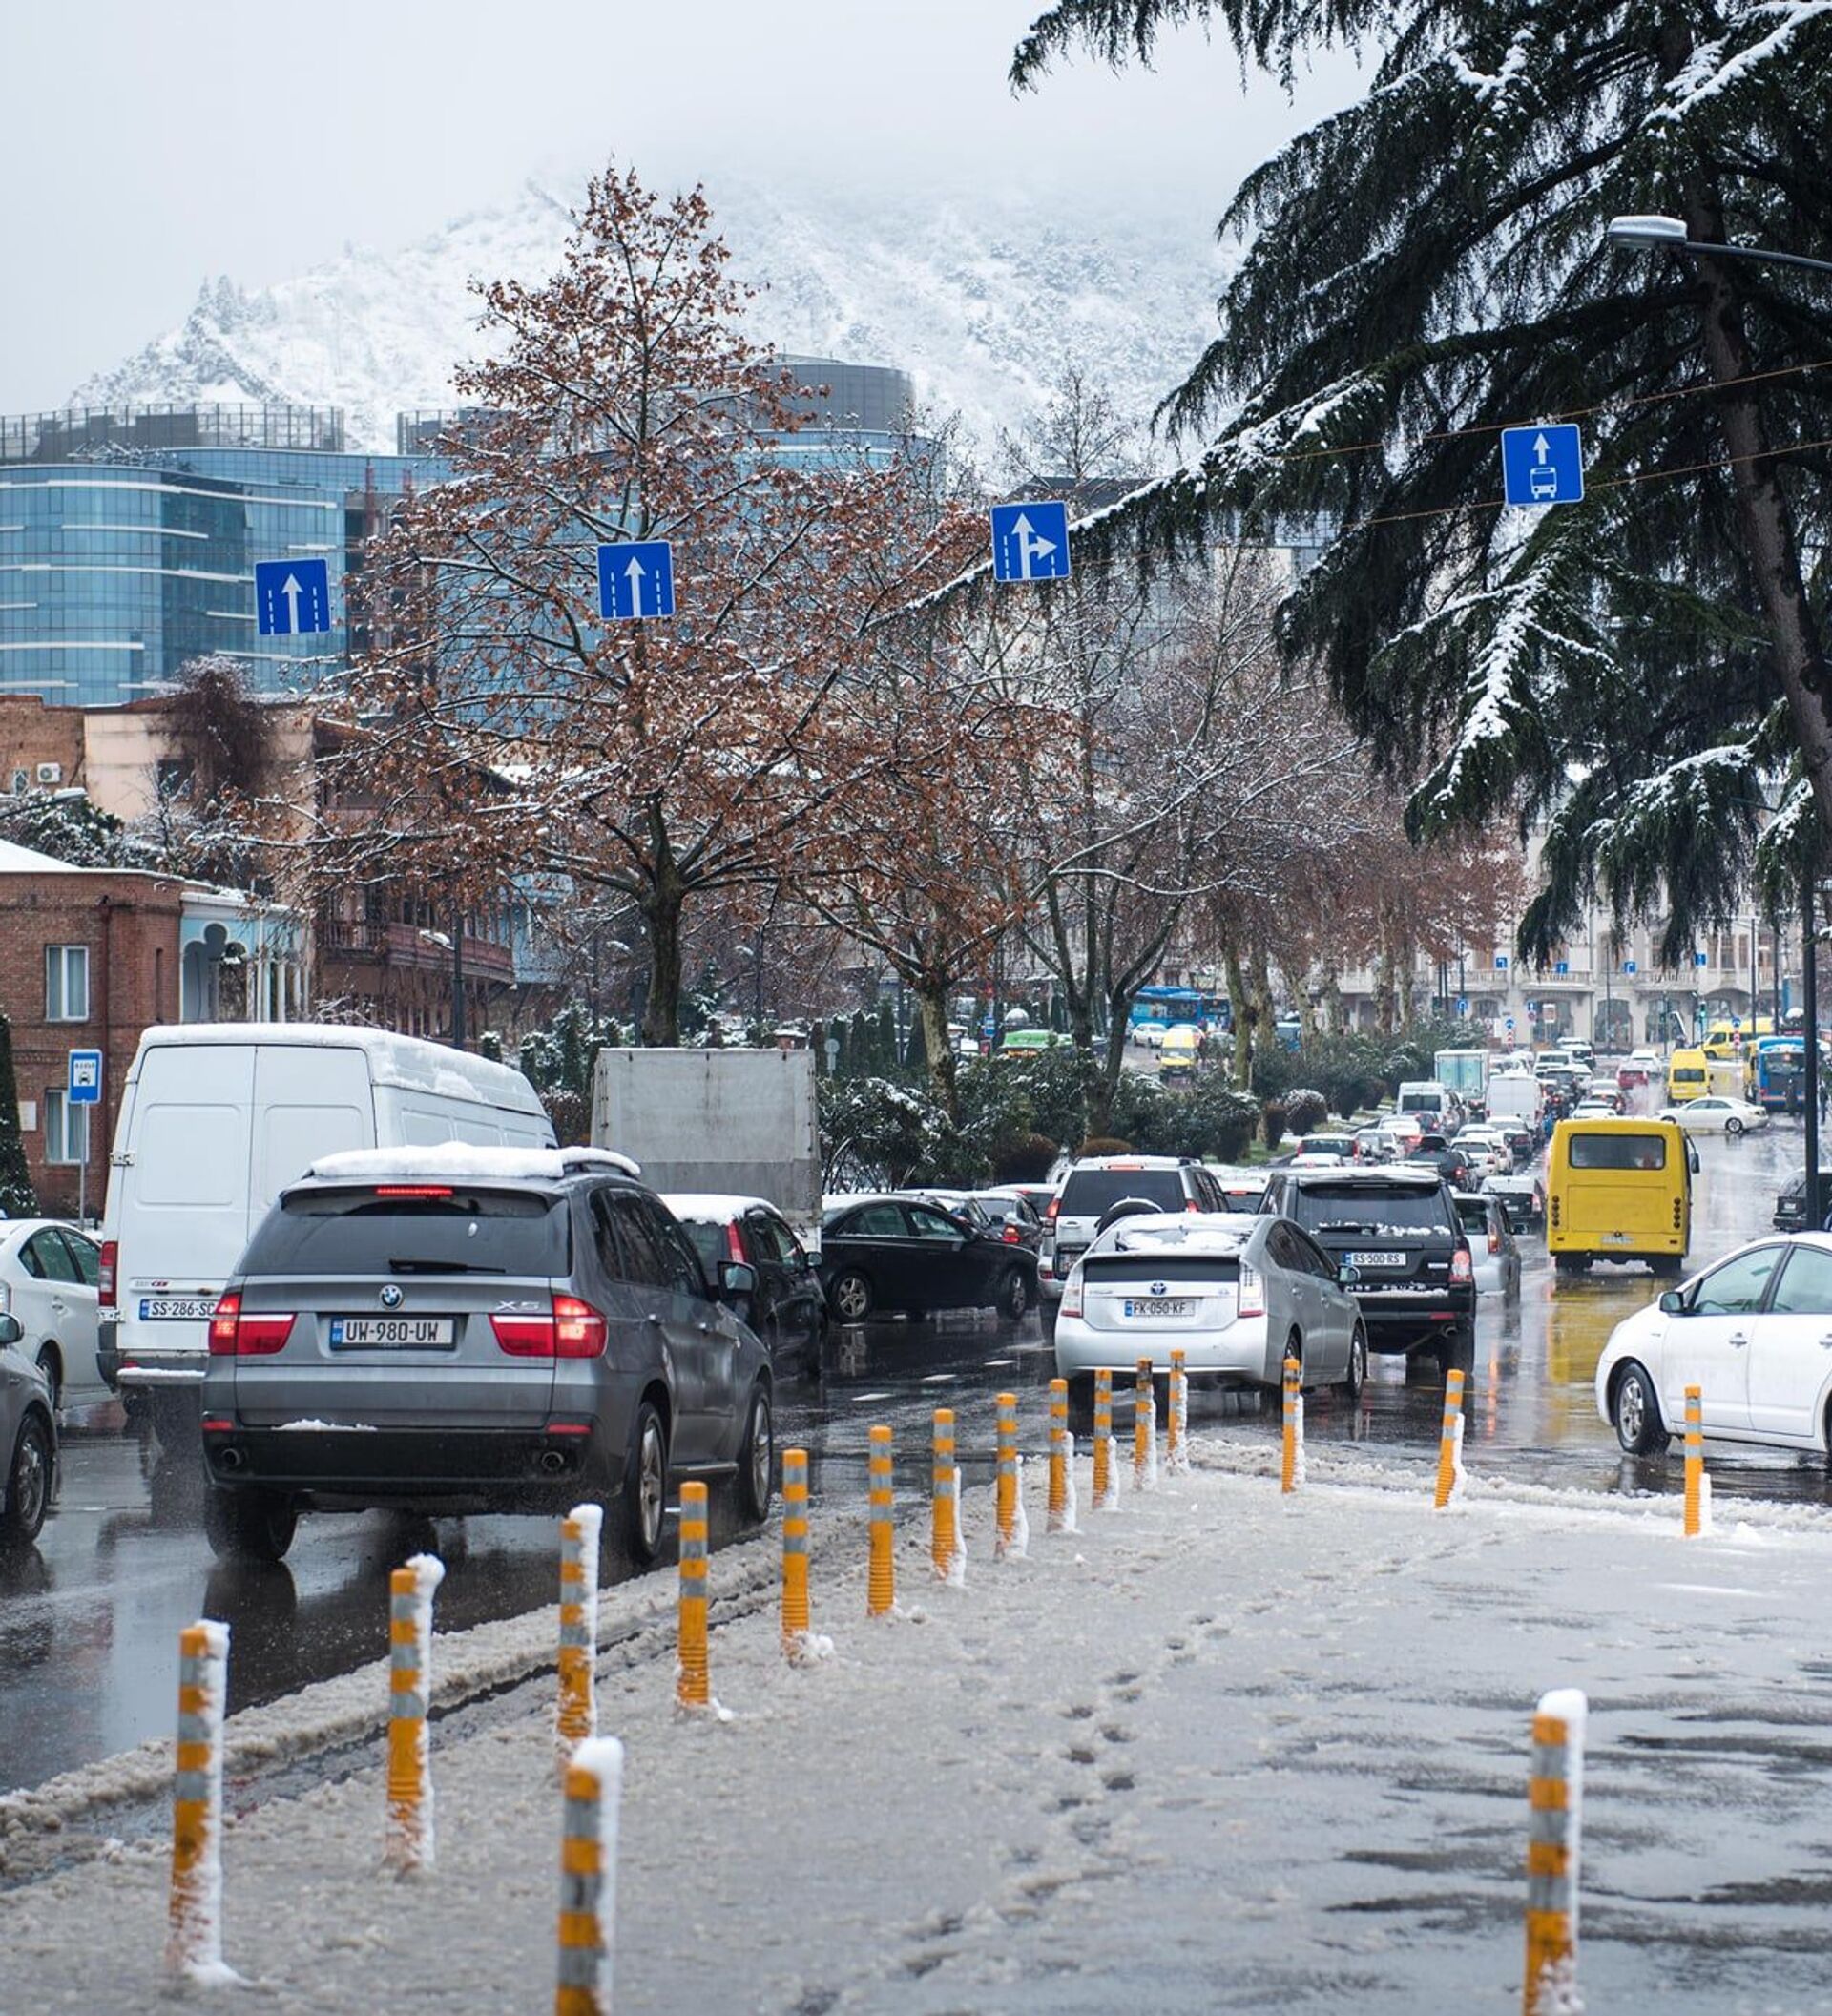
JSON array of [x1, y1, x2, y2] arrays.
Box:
[[46, 945, 89, 1021], [44, 1089, 88, 1165]]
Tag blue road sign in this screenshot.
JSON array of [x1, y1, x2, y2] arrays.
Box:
[[1494, 954, 1509, 971], [67, 1048, 102, 1105], [1501, 423, 1584, 507], [254, 557, 331, 636], [1554, 961, 1570, 976], [1695, 950, 1709, 967], [1456, 997, 1468, 1017], [989, 501, 1072, 584], [1527, 1001, 1539, 1016], [1505, 1016, 1516, 1033], [596, 541, 676, 621], [1624, 960, 1638, 975]]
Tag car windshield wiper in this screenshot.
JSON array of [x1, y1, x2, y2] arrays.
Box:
[[387, 1257, 508, 1275]]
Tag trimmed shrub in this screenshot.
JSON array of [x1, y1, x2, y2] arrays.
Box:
[[994, 1132, 1059, 1182], [1284, 1087, 1328, 1133], [1078, 1134, 1134, 1157], [1261, 1098, 1289, 1152]]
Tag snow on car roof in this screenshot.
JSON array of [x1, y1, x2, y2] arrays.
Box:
[[661, 1193, 777, 1222], [1096, 1211, 1260, 1257], [307, 1145, 640, 1184], [1288, 1164, 1440, 1185]]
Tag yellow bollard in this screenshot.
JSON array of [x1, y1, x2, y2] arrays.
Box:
[[1167, 1348, 1187, 1473], [556, 1506, 602, 1760], [1093, 1369, 1113, 1507], [931, 1409, 958, 1577], [1522, 1688, 1587, 2015], [555, 1734, 625, 2016], [781, 1448, 810, 1651], [385, 1552, 445, 1872], [995, 1392, 1018, 1550], [1280, 1354, 1301, 1494], [1683, 1384, 1706, 1537], [1047, 1378, 1069, 1532], [1133, 1358, 1156, 1488], [1434, 1368, 1467, 1508], [677, 1481, 710, 1708], [867, 1425, 895, 1615], [166, 1618, 230, 1980]]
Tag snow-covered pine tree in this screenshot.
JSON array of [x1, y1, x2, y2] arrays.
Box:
[[1012, 2, 1832, 956], [0, 1014, 36, 1217]]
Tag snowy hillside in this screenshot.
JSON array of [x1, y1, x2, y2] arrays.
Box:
[[67, 173, 1234, 464]]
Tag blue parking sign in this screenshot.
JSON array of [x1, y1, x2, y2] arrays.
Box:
[[67, 1048, 102, 1104]]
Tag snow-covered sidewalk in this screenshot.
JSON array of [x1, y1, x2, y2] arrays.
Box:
[[8, 1436, 1832, 2012]]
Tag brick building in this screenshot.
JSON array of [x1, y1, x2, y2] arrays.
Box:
[[0, 838, 301, 1217]]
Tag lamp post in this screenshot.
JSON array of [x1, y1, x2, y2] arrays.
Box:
[[1608, 213, 1832, 1208]]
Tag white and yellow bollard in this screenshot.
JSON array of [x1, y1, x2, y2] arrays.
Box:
[[677, 1481, 710, 1708], [1167, 1348, 1188, 1474], [1047, 1378, 1070, 1532], [556, 1505, 602, 1760], [995, 1391, 1018, 1553], [1682, 1384, 1709, 1537], [867, 1424, 895, 1615], [166, 1618, 231, 1981], [1092, 1369, 1114, 1508], [1434, 1367, 1467, 1508], [1133, 1358, 1157, 1488], [781, 1447, 811, 1652], [1280, 1354, 1302, 1494], [555, 1734, 625, 2016], [1522, 1688, 1587, 2016], [385, 1552, 445, 1873], [930, 1409, 960, 1579]]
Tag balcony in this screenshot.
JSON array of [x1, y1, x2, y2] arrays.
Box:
[[320, 921, 514, 981]]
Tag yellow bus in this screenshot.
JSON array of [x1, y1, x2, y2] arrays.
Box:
[[1703, 1016, 1773, 1052], [1665, 1048, 1709, 1103], [1548, 1116, 1692, 1278]]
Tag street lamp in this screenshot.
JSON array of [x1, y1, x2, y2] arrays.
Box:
[[1609, 211, 1832, 1215]]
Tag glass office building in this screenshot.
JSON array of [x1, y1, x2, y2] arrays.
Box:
[[0, 362, 915, 710]]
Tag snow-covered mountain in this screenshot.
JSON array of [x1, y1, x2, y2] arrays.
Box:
[[68, 173, 1235, 464]]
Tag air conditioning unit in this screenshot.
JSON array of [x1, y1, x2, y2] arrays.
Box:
[[34, 761, 61, 785]]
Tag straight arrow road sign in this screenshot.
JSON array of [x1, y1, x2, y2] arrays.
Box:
[[989, 500, 1072, 583], [596, 541, 677, 621], [254, 557, 332, 636], [1500, 424, 1585, 507]]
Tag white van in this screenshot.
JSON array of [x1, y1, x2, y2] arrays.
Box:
[[98, 1025, 555, 1435]]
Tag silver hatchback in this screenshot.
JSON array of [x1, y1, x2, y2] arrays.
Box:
[[199, 1147, 775, 1566]]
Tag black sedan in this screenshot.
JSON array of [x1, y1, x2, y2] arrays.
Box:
[[662, 1194, 826, 1374], [819, 1195, 1040, 1323]]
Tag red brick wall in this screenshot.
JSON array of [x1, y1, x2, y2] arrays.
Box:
[[0, 872, 185, 1220], [0, 697, 87, 796]]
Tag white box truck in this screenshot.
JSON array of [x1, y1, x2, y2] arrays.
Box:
[[1433, 1048, 1490, 1112], [99, 1025, 555, 1444], [591, 1049, 821, 1237]]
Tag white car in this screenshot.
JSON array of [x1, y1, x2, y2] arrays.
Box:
[[1453, 1127, 1512, 1176], [1596, 1234, 1832, 1457], [0, 1220, 103, 1413], [1655, 1095, 1769, 1136], [1053, 1211, 1365, 1403], [1134, 1023, 1168, 1050]]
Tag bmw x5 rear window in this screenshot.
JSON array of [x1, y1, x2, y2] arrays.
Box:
[[1059, 1170, 1188, 1216], [1288, 1184, 1451, 1236], [242, 1187, 572, 1277]]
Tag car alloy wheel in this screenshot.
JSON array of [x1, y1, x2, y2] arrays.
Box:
[[1612, 1361, 1668, 1455], [6, 1419, 50, 1543], [636, 1412, 667, 1557], [831, 1271, 872, 1323], [1726, 1117, 1744, 1136], [1343, 1324, 1367, 1402]]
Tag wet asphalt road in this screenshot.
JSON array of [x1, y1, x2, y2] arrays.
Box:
[[4, 1108, 1822, 1793]]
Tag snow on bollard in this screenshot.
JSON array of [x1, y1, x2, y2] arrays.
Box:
[[1092, 1370, 1114, 1508], [166, 1618, 233, 1984], [556, 1505, 603, 1760], [1280, 1355, 1302, 1495], [1132, 1359, 1158, 1490], [1682, 1384, 1711, 1537], [867, 1425, 896, 1616], [1434, 1368, 1467, 1508], [995, 1392, 1019, 1554], [1167, 1349, 1189, 1474], [1047, 1379, 1071, 1532], [931, 1409, 959, 1579], [1522, 1688, 1587, 2016], [677, 1481, 711, 1709], [555, 1734, 625, 2016], [385, 1552, 445, 1874], [781, 1447, 812, 1652]]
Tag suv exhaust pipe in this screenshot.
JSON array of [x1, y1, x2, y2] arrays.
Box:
[[537, 1448, 568, 1476]]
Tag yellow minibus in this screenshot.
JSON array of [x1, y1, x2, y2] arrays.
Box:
[[1548, 1116, 1692, 1278], [1665, 1048, 1709, 1103]]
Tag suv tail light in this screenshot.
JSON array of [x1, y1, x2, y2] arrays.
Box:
[[1449, 1247, 1474, 1287], [1002, 1222, 1022, 1243], [726, 1220, 747, 1264], [207, 1292, 294, 1356], [1238, 1263, 1265, 1318], [492, 1296, 608, 1360], [1046, 1197, 1060, 1224], [1059, 1270, 1083, 1320], [1488, 1228, 1502, 1256], [99, 1239, 117, 1309]]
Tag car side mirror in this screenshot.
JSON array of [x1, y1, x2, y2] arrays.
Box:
[[1657, 1290, 1684, 1316], [718, 1260, 758, 1299], [0, 1312, 20, 1348], [1337, 1265, 1360, 1288]]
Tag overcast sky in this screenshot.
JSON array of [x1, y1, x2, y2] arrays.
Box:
[[4, 2, 1359, 411]]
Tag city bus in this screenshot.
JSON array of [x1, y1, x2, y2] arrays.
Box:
[[1127, 986, 1230, 1033], [1745, 1035, 1807, 1111]]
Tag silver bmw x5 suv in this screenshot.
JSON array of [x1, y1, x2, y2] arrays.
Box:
[[198, 1146, 774, 1566]]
